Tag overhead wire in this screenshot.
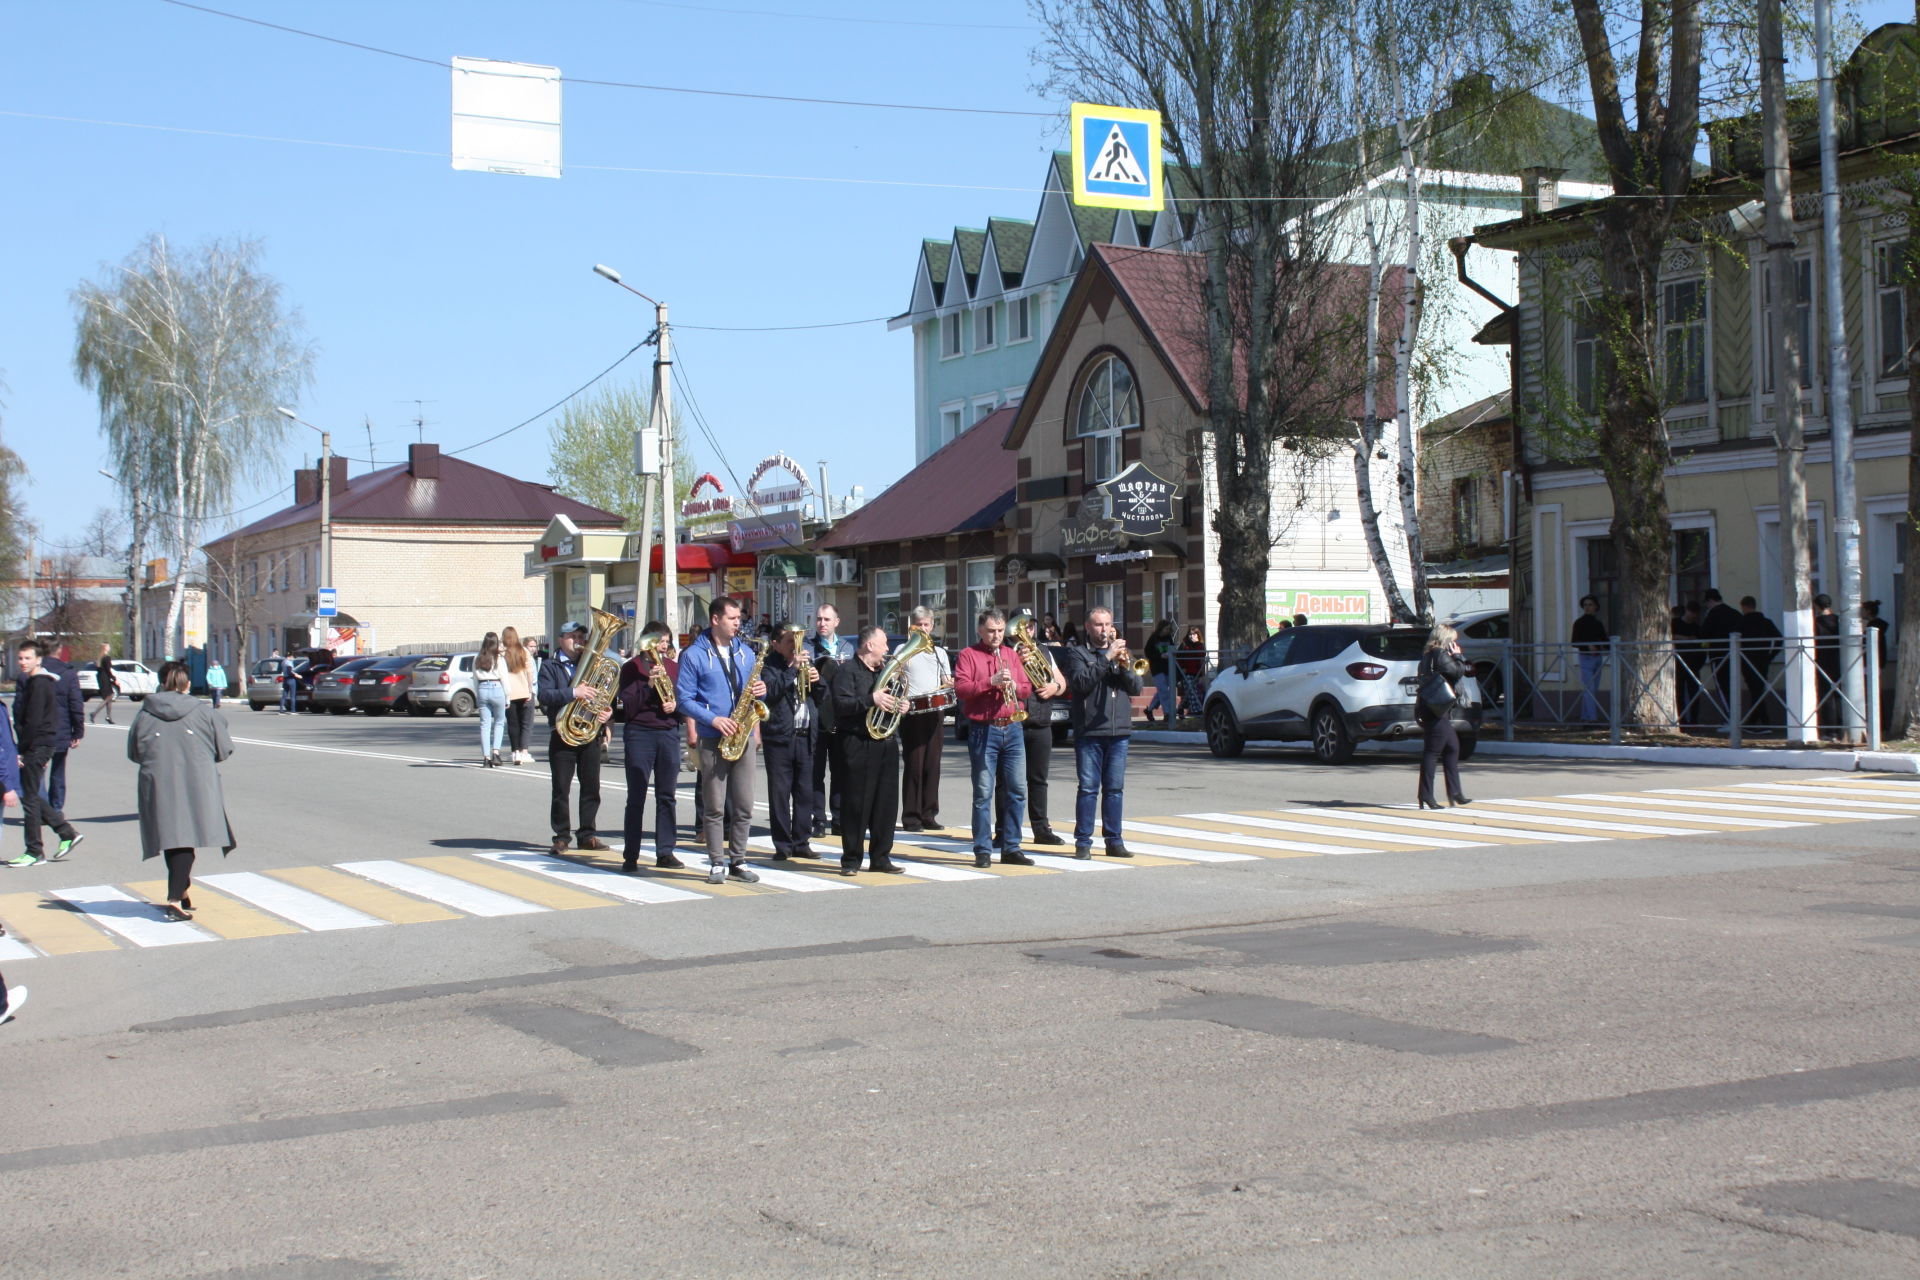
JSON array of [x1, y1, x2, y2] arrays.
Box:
[[615, 0, 1036, 33]]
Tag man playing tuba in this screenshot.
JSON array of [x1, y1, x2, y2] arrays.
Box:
[[674, 598, 766, 884], [828, 627, 907, 875], [536, 620, 614, 858]]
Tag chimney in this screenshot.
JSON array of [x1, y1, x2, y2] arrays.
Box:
[[328, 454, 349, 493], [408, 442, 441, 480], [1519, 166, 1567, 216], [295, 467, 318, 506]]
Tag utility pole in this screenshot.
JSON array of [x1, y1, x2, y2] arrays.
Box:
[[595, 265, 675, 634], [1762, 0, 1816, 743], [320, 427, 333, 597], [1816, 0, 1866, 742]]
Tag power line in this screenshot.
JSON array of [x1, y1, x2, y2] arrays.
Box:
[[445, 339, 652, 456], [616, 0, 1036, 32]]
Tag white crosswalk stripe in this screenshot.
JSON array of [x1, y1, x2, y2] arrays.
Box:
[[1647, 789, 1914, 818], [1185, 812, 1484, 849], [200, 872, 388, 930], [474, 851, 712, 903], [745, 839, 992, 881], [336, 860, 547, 917], [1425, 806, 1702, 836], [43, 886, 216, 947], [1277, 808, 1607, 843], [1126, 819, 1375, 856], [1722, 784, 1920, 810], [0, 934, 40, 961], [1491, 797, 1804, 827]]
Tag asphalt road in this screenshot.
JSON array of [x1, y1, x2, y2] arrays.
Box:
[[2, 702, 1918, 1278]]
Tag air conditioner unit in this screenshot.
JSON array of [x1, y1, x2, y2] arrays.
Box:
[[813, 556, 839, 583], [833, 558, 859, 585]]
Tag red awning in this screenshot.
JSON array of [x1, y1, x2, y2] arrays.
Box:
[[647, 542, 756, 571]]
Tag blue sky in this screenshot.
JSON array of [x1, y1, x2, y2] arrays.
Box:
[[3, 1, 1912, 554]]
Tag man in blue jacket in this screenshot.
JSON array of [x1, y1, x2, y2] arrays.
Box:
[[675, 598, 766, 884], [42, 652, 85, 813], [536, 621, 613, 858]]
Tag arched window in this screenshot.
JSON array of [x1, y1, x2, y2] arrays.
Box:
[[1073, 354, 1138, 483]]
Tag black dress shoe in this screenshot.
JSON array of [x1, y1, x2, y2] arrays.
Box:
[[872, 861, 906, 874], [620, 860, 639, 875], [974, 853, 993, 869], [655, 854, 685, 869], [1104, 844, 1134, 858], [1000, 851, 1035, 866], [771, 851, 791, 861], [1032, 830, 1065, 846], [793, 845, 817, 859], [839, 863, 859, 876], [1449, 796, 1472, 807], [1417, 799, 1443, 810], [900, 822, 923, 833]]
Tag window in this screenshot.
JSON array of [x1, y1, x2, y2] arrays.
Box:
[[1452, 477, 1480, 547], [1010, 296, 1032, 342], [299, 548, 309, 589], [1762, 258, 1814, 392], [965, 558, 994, 620], [940, 313, 962, 358], [874, 570, 903, 635], [1090, 582, 1124, 635], [1583, 539, 1619, 632], [917, 563, 948, 613], [1571, 304, 1600, 412], [972, 399, 997, 425], [940, 407, 963, 448], [1878, 242, 1908, 379], [1661, 278, 1707, 403], [1583, 526, 1716, 627], [974, 305, 996, 350], [1073, 354, 1139, 483], [1249, 631, 1295, 671]]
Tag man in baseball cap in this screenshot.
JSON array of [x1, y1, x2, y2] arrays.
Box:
[[535, 619, 612, 858]]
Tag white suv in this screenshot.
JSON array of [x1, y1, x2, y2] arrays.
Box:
[[1203, 624, 1482, 763]]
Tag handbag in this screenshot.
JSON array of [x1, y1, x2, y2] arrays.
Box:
[[1417, 658, 1456, 714]]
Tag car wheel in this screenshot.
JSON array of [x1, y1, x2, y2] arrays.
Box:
[[407, 703, 432, 717], [329, 706, 351, 715], [250, 701, 266, 711], [450, 690, 477, 717], [364, 706, 390, 716], [1310, 703, 1356, 764], [1455, 731, 1478, 763], [1204, 700, 1245, 759]]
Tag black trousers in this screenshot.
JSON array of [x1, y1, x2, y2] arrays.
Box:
[[764, 732, 816, 854], [812, 730, 844, 831], [994, 720, 1056, 845], [841, 734, 899, 869], [898, 714, 943, 827], [548, 732, 603, 840], [507, 698, 533, 753], [165, 848, 195, 901], [1416, 710, 1463, 806], [18, 752, 74, 855]]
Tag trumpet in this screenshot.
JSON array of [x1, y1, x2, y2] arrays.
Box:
[[780, 622, 813, 701], [1112, 639, 1151, 678]]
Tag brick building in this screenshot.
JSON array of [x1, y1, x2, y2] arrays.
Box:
[[202, 443, 622, 673], [1417, 390, 1513, 615]]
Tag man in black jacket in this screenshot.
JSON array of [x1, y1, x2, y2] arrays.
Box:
[[1696, 588, 1744, 724], [805, 604, 850, 837], [42, 652, 85, 813], [1061, 607, 1143, 860], [1738, 596, 1784, 729], [829, 627, 904, 875], [762, 623, 824, 860], [8, 640, 82, 867]]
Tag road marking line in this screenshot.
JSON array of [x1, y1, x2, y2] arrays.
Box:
[[203, 871, 393, 930], [1127, 820, 1375, 856], [405, 856, 616, 910], [1277, 809, 1606, 843], [594, 845, 764, 896], [877, 830, 1124, 870], [1188, 812, 1485, 849], [0, 892, 118, 955], [1720, 784, 1920, 810], [724, 861, 858, 891], [1487, 797, 1802, 827], [745, 839, 989, 881], [338, 860, 547, 917], [124, 880, 300, 939], [474, 851, 717, 902], [1412, 807, 1693, 836], [1083, 838, 1262, 863], [0, 933, 38, 961], [44, 886, 215, 947], [1647, 789, 1914, 818]]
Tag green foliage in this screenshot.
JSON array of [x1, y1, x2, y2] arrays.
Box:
[[546, 382, 698, 529]]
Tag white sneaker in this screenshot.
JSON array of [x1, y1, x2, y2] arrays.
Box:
[[706, 860, 727, 884], [0, 985, 27, 1025]]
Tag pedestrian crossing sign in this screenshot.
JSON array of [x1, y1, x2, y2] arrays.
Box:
[[1070, 102, 1163, 212]]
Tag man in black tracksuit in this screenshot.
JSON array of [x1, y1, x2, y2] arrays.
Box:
[[9, 640, 82, 867], [761, 624, 824, 860], [42, 652, 85, 813]]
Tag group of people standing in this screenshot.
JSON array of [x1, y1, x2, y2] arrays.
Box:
[[470, 626, 542, 766], [537, 599, 1147, 884]]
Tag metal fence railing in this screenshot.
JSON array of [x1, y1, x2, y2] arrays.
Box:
[[1485, 631, 1883, 750]]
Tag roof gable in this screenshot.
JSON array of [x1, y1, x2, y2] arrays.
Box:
[[814, 407, 1017, 550]]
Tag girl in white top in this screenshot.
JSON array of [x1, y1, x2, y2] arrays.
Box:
[[474, 632, 508, 766]]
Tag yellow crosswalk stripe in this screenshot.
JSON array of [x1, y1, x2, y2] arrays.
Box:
[[0, 891, 120, 954], [849, 835, 1057, 875], [1117, 824, 1327, 858], [564, 849, 764, 897], [1461, 799, 1763, 830], [1169, 814, 1439, 849], [124, 880, 300, 939], [266, 865, 461, 923], [403, 856, 615, 910]]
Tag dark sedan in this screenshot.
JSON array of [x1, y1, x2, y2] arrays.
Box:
[[312, 656, 381, 714], [347, 655, 437, 715]]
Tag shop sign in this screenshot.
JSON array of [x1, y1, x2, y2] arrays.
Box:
[[1098, 462, 1179, 537], [681, 473, 734, 522], [724, 566, 756, 594], [1058, 492, 1123, 556], [1265, 587, 1372, 629], [747, 453, 811, 509], [729, 510, 804, 552], [1093, 549, 1152, 565]]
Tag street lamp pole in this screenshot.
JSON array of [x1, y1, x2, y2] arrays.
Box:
[[276, 409, 332, 641], [594, 265, 675, 633], [98, 467, 142, 663]]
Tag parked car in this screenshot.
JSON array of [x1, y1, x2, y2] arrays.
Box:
[[409, 652, 479, 716], [246, 656, 309, 711], [1202, 624, 1482, 764], [349, 655, 436, 715], [312, 656, 381, 714], [78, 659, 159, 701], [1451, 609, 1511, 707]]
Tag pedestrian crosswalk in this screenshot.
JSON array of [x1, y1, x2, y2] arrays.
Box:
[[1, 773, 1915, 962]]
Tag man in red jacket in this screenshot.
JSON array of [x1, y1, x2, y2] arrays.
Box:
[[954, 609, 1042, 870]]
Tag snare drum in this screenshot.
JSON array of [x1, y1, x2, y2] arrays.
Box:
[[906, 687, 958, 714]]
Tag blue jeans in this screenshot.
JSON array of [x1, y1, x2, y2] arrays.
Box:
[[1577, 652, 1606, 722], [1073, 735, 1130, 849], [280, 677, 298, 712], [477, 681, 507, 756], [622, 724, 683, 861], [1147, 671, 1172, 716], [967, 722, 1026, 856]]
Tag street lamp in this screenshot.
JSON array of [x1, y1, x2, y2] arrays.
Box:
[[594, 264, 676, 634], [99, 466, 143, 663], [275, 407, 333, 624]]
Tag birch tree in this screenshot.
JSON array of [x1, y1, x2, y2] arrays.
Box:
[[73, 234, 313, 659], [547, 384, 700, 528]]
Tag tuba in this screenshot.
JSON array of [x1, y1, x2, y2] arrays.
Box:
[[645, 633, 676, 706], [555, 607, 625, 748], [717, 637, 771, 761], [1008, 611, 1055, 690], [866, 628, 933, 740]]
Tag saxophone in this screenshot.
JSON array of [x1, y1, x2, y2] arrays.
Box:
[[717, 637, 771, 761], [866, 628, 933, 740], [555, 607, 624, 748]]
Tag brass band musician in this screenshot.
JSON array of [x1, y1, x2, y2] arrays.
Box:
[[895, 606, 954, 832], [674, 598, 766, 884], [830, 627, 907, 875], [535, 620, 612, 858], [761, 624, 824, 860], [613, 621, 685, 873]]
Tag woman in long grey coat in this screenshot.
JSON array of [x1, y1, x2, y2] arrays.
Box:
[[128, 661, 235, 920]]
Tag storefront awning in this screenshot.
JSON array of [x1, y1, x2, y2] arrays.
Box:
[[996, 551, 1066, 575], [760, 554, 818, 580], [647, 542, 757, 571]]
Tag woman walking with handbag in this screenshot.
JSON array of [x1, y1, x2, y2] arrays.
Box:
[[474, 631, 508, 766], [1416, 623, 1471, 811], [129, 661, 235, 921]]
